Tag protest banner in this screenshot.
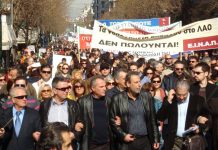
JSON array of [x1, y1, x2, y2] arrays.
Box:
[[77, 27, 92, 50], [99, 17, 170, 26], [91, 18, 218, 59]]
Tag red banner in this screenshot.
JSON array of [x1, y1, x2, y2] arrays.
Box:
[[183, 35, 218, 51], [79, 34, 92, 50]]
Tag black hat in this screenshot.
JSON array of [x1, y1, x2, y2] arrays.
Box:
[[100, 63, 110, 71]]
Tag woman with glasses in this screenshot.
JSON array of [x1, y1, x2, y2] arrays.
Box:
[[69, 79, 88, 101], [38, 84, 52, 102], [144, 67, 155, 82], [105, 75, 115, 90], [55, 63, 71, 80]]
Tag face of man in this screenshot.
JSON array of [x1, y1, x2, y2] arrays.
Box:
[[165, 55, 173, 65], [91, 78, 106, 98], [40, 67, 52, 81], [0, 76, 6, 87], [127, 75, 141, 94], [174, 64, 184, 76], [176, 87, 189, 102], [100, 68, 110, 77], [189, 58, 198, 68], [12, 88, 28, 110], [14, 79, 27, 89], [155, 63, 164, 73], [8, 69, 18, 80], [116, 72, 127, 89], [129, 65, 138, 72], [53, 81, 70, 102], [192, 66, 208, 82]]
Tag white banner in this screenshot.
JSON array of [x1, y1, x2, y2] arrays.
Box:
[[91, 18, 218, 59]]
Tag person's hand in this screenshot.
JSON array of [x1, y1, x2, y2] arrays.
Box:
[[197, 116, 208, 124], [167, 89, 176, 104], [123, 134, 135, 142], [115, 116, 121, 126], [32, 131, 41, 141], [153, 143, 160, 149], [0, 128, 5, 138], [75, 122, 84, 132], [190, 124, 199, 134]]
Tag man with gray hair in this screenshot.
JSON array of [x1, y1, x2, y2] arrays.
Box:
[[78, 75, 110, 150], [157, 80, 210, 150]]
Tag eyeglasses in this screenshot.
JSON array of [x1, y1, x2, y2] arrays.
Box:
[[74, 85, 84, 89], [175, 68, 184, 71], [14, 84, 26, 88], [152, 80, 161, 83], [0, 78, 5, 82], [62, 67, 69, 70], [193, 71, 204, 75], [42, 89, 51, 93], [107, 82, 115, 86], [14, 95, 27, 99], [55, 86, 71, 92], [42, 70, 51, 74]]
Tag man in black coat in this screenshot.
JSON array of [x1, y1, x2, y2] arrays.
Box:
[[190, 62, 218, 150], [0, 87, 41, 150], [157, 80, 210, 150], [39, 77, 84, 149], [109, 71, 159, 150]]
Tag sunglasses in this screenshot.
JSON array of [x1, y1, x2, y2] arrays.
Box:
[[165, 58, 172, 60], [193, 71, 204, 75], [107, 82, 115, 86], [0, 79, 5, 82], [42, 70, 51, 74], [146, 72, 153, 75], [14, 95, 27, 99], [152, 80, 161, 83], [74, 85, 83, 89], [42, 89, 51, 93], [175, 68, 184, 71], [55, 86, 71, 92], [14, 84, 26, 88], [62, 67, 69, 70]]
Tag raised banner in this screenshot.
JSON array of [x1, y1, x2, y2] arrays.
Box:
[[79, 34, 92, 50], [91, 18, 218, 59], [99, 17, 170, 26]]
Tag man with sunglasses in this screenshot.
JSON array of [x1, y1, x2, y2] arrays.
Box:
[[190, 62, 218, 150], [39, 77, 84, 150], [157, 80, 210, 150], [32, 64, 53, 97], [0, 87, 41, 150], [162, 61, 189, 93]]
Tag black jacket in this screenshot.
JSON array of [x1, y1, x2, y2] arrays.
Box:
[[39, 98, 84, 141], [0, 107, 41, 150], [157, 94, 210, 150], [78, 94, 109, 150], [109, 91, 159, 150]]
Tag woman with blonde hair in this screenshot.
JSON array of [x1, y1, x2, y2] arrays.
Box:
[[38, 84, 52, 101]]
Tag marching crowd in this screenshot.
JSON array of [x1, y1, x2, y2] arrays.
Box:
[[0, 42, 217, 150]]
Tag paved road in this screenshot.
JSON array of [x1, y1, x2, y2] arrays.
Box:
[[69, 0, 92, 19]]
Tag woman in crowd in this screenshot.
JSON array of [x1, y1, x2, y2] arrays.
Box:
[[38, 84, 52, 101], [144, 67, 155, 82], [105, 75, 115, 90], [69, 79, 88, 101]]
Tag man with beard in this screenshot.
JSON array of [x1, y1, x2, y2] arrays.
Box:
[[109, 71, 159, 150]]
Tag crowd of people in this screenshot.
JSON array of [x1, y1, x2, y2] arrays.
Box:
[[0, 41, 217, 150]]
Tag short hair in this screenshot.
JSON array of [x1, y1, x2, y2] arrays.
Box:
[[129, 62, 138, 68], [90, 75, 105, 88], [113, 68, 128, 80], [14, 76, 28, 85], [176, 80, 190, 91], [152, 61, 163, 69], [128, 55, 134, 60], [195, 62, 210, 73], [136, 58, 146, 68], [125, 71, 140, 83], [38, 122, 70, 150], [52, 77, 68, 88], [40, 64, 52, 71], [9, 87, 27, 98], [189, 56, 199, 62], [174, 61, 184, 68]]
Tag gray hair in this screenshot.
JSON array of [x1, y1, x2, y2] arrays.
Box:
[[152, 61, 163, 69], [90, 75, 105, 88], [176, 80, 190, 91], [113, 68, 128, 80], [9, 87, 27, 98]]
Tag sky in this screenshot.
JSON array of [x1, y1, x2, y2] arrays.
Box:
[[68, 0, 92, 19]]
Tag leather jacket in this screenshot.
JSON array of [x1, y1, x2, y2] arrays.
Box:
[[109, 91, 159, 150]]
